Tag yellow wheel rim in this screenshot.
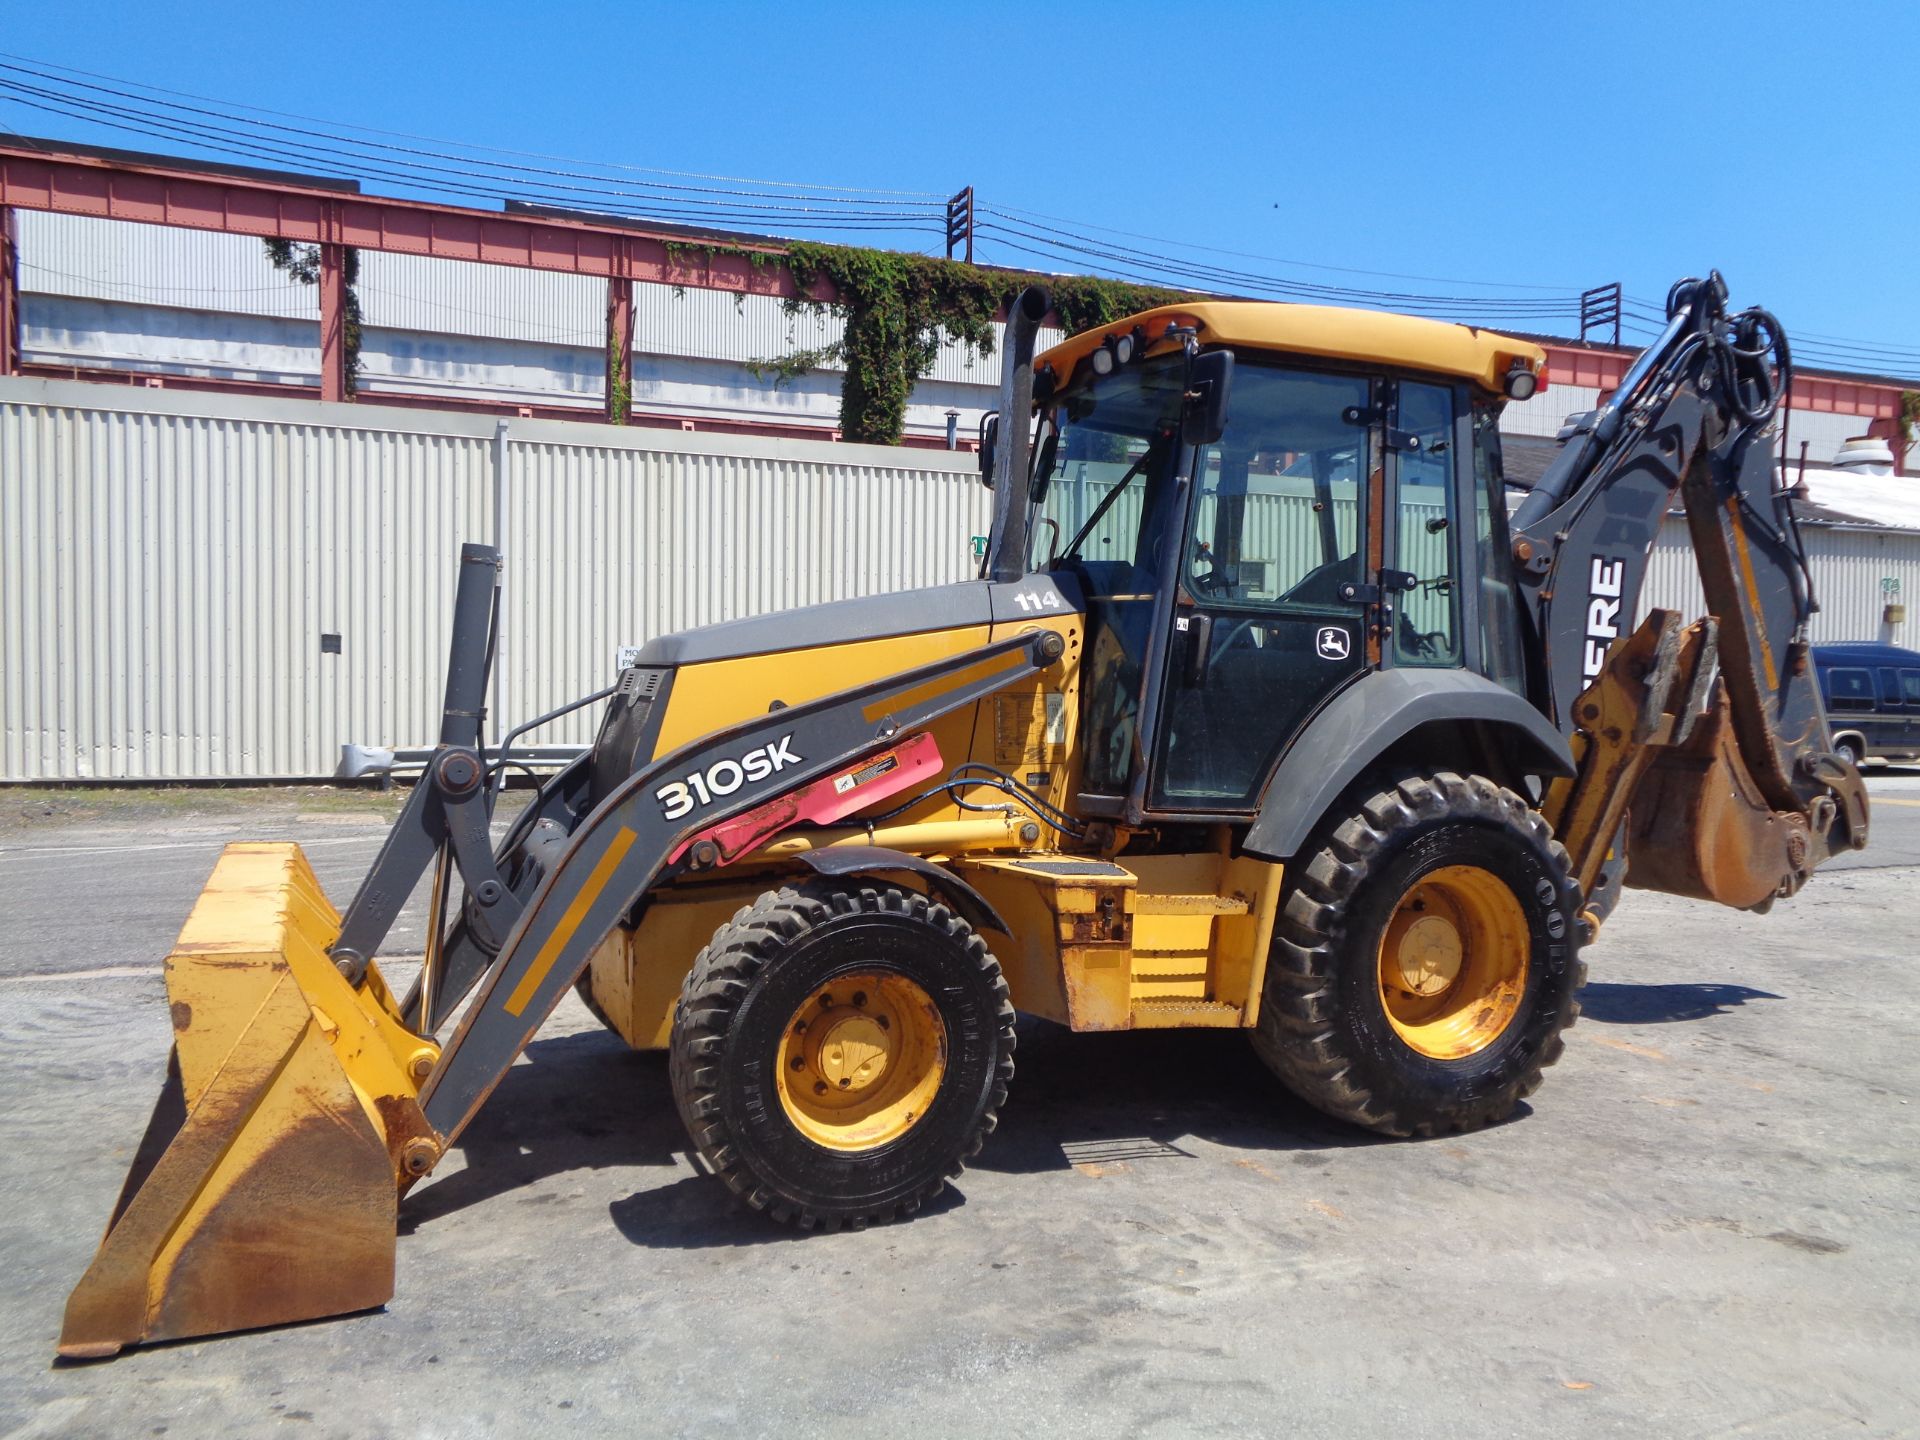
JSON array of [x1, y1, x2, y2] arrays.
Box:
[[1376, 864, 1529, 1060], [774, 971, 947, 1151]]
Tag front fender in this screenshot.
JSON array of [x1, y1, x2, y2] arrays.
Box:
[[792, 845, 1010, 936], [1243, 669, 1573, 861]]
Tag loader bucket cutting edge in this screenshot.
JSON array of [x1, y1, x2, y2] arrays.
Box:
[[59, 843, 435, 1358]]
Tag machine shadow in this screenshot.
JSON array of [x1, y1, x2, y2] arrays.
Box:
[[605, 1020, 1400, 1252], [1575, 981, 1783, 1024], [410, 1016, 1493, 1249], [970, 1019, 1392, 1177], [400, 1029, 681, 1233]]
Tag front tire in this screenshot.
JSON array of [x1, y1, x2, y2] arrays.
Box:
[[669, 881, 1015, 1229], [1252, 771, 1584, 1137]]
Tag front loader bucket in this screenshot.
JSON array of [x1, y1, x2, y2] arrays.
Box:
[[60, 844, 435, 1358]]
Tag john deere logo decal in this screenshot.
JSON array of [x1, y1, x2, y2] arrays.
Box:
[[1315, 626, 1351, 661]]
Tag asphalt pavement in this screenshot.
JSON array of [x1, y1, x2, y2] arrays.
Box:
[[1, 774, 1916, 1438]]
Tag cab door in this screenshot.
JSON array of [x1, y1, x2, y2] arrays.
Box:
[[1146, 365, 1380, 811]]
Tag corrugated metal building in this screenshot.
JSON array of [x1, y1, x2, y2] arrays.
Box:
[[4, 376, 1915, 783], [12, 211, 1900, 465], [0, 378, 988, 780], [15, 212, 1060, 442]]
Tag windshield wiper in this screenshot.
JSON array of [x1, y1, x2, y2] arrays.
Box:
[[1059, 444, 1158, 560]]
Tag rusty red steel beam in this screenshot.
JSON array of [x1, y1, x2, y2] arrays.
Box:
[[605, 276, 634, 425], [0, 205, 18, 377], [0, 142, 832, 302], [1539, 340, 1903, 420]]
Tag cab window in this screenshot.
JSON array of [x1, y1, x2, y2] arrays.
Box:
[[1392, 382, 1459, 666], [1184, 367, 1369, 610]]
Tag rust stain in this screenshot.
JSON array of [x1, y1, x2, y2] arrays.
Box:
[[169, 1001, 193, 1032], [1591, 1036, 1668, 1062], [1562, 1381, 1595, 1391], [1073, 1161, 1130, 1178], [1733, 1076, 1775, 1093], [1233, 1157, 1283, 1182], [1305, 1199, 1346, 1221], [372, 1092, 436, 1184]]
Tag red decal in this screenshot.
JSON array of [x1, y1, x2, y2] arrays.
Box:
[[670, 732, 944, 866]]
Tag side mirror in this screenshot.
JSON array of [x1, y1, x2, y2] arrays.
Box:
[[1182, 350, 1234, 447], [978, 412, 999, 487]]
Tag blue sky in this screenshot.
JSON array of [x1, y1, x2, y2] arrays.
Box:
[[5, 1, 1917, 377]]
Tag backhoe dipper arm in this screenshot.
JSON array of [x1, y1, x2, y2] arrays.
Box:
[[1509, 273, 1867, 913], [412, 627, 1067, 1155]]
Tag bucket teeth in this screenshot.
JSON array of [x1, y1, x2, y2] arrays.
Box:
[[60, 843, 426, 1356]]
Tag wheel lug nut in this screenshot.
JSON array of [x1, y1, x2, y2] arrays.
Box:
[[819, 993, 834, 1008], [876, 1015, 890, 1030], [852, 991, 867, 1007], [790, 1057, 805, 1070], [838, 1078, 850, 1088], [814, 1081, 828, 1095]]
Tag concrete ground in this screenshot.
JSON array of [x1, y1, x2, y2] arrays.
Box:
[[1, 774, 1917, 1439]]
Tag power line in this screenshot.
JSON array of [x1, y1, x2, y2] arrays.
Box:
[[983, 200, 1582, 293], [2, 54, 1914, 377], [0, 73, 942, 229], [0, 50, 942, 198]]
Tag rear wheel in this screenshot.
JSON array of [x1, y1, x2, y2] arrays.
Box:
[[669, 881, 1014, 1229], [1252, 771, 1584, 1137]]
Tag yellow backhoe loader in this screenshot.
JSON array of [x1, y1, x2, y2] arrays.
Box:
[[60, 275, 1868, 1356]]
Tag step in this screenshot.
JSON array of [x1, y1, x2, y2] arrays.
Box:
[[1129, 997, 1244, 1029], [1131, 892, 1252, 917]]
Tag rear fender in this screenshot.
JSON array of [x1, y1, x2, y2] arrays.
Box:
[[1242, 669, 1573, 861]]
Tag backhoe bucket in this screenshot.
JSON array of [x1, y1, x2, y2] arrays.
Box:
[[60, 843, 435, 1357]]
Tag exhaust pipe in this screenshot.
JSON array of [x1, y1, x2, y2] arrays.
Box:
[[985, 286, 1051, 583]]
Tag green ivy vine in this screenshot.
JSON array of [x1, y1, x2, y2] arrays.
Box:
[[263, 240, 363, 392], [606, 324, 631, 425], [664, 239, 1190, 445], [1900, 389, 1920, 444]]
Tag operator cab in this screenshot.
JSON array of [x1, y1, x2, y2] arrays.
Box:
[[1002, 303, 1544, 825]]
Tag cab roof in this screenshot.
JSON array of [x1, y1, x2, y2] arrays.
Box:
[[1036, 300, 1547, 396]]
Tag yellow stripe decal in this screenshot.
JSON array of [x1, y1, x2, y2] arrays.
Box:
[[503, 826, 638, 1017], [861, 649, 1025, 724], [1872, 796, 1920, 808], [1726, 497, 1779, 693]]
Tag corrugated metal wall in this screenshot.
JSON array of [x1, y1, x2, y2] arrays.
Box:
[[1641, 514, 1919, 648], [1, 378, 986, 781], [4, 378, 1915, 781]]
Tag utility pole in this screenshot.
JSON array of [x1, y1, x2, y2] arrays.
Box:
[[945, 187, 975, 264]]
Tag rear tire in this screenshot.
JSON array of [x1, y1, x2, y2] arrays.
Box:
[[1252, 771, 1584, 1137], [669, 881, 1015, 1229]]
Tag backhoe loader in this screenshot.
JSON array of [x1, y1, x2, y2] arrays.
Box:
[[60, 274, 1868, 1356]]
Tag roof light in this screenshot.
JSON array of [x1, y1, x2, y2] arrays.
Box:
[[1113, 333, 1134, 365], [1091, 347, 1115, 376], [1504, 358, 1539, 401]]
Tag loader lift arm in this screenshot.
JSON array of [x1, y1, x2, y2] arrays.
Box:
[[58, 551, 1067, 1357], [1509, 272, 1867, 918]]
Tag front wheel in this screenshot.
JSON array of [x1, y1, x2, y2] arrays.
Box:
[[1252, 771, 1584, 1137], [669, 881, 1015, 1229]]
